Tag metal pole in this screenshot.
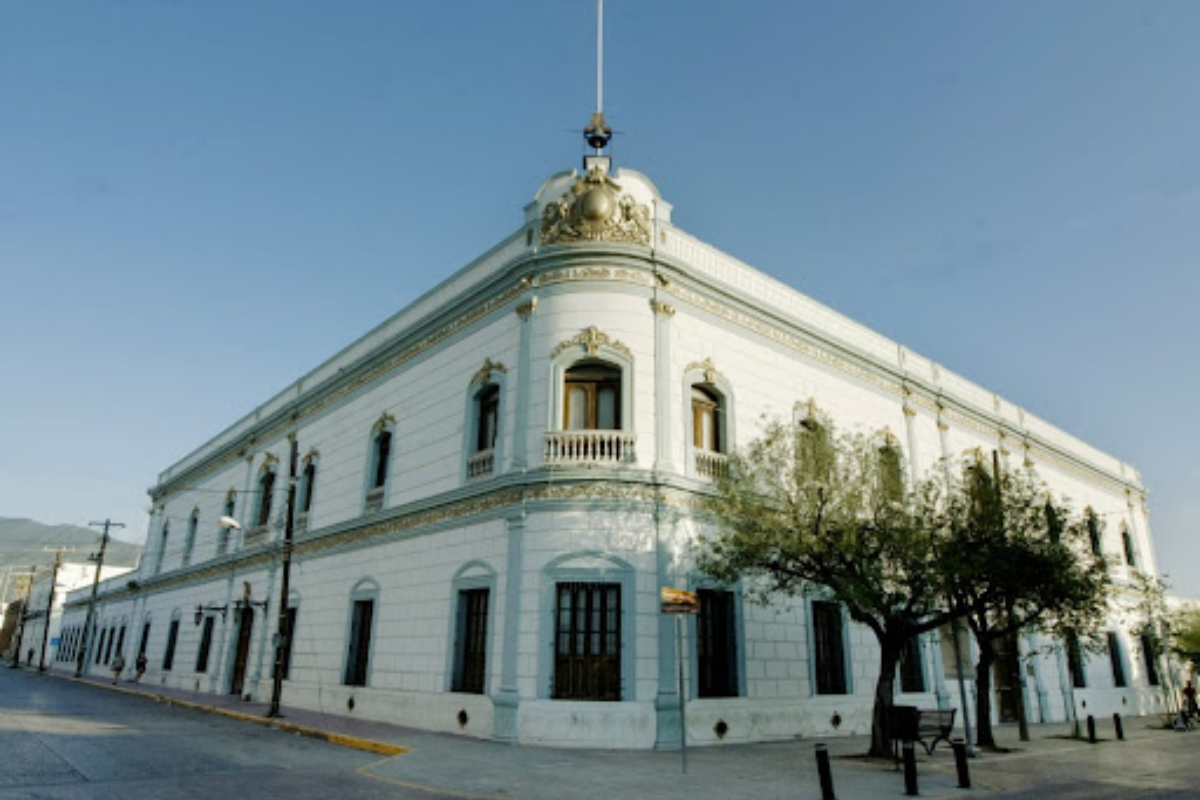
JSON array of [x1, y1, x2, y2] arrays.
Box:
[[37, 550, 65, 670], [815, 743, 836, 800], [952, 739, 971, 788], [902, 740, 919, 796], [8, 567, 35, 667], [76, 520, 121, 677], [267, 435, 299, 718], [676, 614, 687, 774]]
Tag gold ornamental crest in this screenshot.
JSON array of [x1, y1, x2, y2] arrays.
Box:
[[540, 166, 651, 246]]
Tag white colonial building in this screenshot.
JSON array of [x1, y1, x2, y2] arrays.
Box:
[[56, 147, 1166, 748]]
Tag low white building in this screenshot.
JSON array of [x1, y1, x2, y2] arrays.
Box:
[[19, 562, 133, 670], [56, 146, 1164, 748]]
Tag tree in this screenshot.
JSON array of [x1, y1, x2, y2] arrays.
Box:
[[936, 456, 1111, 748], [696, 418, 960, 758], [1171, 607, 1200, 667], [1125, 572, 1179, 717]]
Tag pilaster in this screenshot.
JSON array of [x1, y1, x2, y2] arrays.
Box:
[[493, 512, 526, 740], [512, 298, 537, 470], [651, 299, 677, 474]]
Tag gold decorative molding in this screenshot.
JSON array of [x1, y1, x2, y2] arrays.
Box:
[[540, 166, 651, 246], [552, 325, 632, 360], [302, 449, 320, 467], [685, 357, 722, 385], [649, 299, 676, 317], [515, 297, 539, 320], [258, 453, 279, 471], [371, 412, 396, 435], [535, 265, 653, 288], [472, 358, 507, 386], [902, 406, 917, 418]]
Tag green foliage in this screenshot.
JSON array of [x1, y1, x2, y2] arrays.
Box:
[[1171, 608, 1200, 665], [697, 419, 950, 639], [697, 418, 957, 757], [934, 456, 1112, 745]]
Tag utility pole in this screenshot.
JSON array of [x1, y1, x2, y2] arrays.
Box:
[[267, 436, 298, 718], [38, 547, 74, 671], [9, 566, 36, 668], [76, 519, 123, 678]]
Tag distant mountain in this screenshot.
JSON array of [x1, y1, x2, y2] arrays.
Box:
[[0, 518, 142, 598]]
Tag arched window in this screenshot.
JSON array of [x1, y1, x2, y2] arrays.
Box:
[[564, 361, 621, 430], [467, 384, 500, 479], [217, 491, 236, 555], [298, 453, 318, 519], [256, 468, 276, 528], [1085, 509, 1103, 557], [1121, 526, 1138, 568], [183, 509, 198, 567], [365, 415, 395, 514], [154, 523, 169, 575], [684, 362, 734, 480]]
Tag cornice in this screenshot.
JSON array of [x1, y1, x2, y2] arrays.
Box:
[[149, 237, 1144, 509]]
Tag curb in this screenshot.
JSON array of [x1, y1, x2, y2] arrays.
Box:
[[44, 670, 408, 757]]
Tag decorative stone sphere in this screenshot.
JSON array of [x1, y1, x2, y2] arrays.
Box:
[[579, 188, 614, 222]]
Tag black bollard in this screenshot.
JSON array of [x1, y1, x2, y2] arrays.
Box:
[[952, 738, 971, 789], [1113, 713, 1124, 741], [902, 741, 919, 796], [815, 743, 836, 800], [1086, 714, 1096, 743]]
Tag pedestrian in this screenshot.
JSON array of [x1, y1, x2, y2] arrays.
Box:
[[135, 652, 147, 684], [111, 653, 125, 685], [1184, 681, 1197, 719]]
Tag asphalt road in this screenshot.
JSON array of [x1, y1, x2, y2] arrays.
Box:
[[0, 668, 423, 800]]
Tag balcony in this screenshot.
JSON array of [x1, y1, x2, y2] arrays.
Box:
[[694, 450, 728, 480], [544, 430, 636, 466], [467, 448, 495, 479]]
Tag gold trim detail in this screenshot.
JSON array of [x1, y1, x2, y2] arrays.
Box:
[[685, 357, 722, 386], [472, 358, 507, 386], [371, 412, 396, 435], [649, 299, 676, 317], [540, 166, 651, 246], [515, 297, 539, 320], [551, 325, 632, 360]]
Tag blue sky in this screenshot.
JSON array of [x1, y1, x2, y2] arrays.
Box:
[[2, 2, 1197, 595]]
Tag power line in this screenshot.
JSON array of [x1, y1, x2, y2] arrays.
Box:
[[75, 519, 123, 678]]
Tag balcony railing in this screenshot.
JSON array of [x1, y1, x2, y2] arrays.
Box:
[[544, 430, 637, 466], [467, 448, 495, 478], [365, 486, 385, 514], [695, 449, 729, 480]]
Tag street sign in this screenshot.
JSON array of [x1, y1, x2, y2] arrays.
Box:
[[660, 587, 699, 615]]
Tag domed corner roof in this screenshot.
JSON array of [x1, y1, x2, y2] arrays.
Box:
[[526, 162, 670, 247]]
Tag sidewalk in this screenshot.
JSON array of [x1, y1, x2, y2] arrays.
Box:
[[34, 666, 1175, 800]]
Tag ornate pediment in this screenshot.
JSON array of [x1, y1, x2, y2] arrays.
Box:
[[540, 166, 651, 246]]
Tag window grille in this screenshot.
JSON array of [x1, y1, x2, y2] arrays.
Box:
[[554, 582, 621, 701], [697, 589, 738, 698], [453, 589, 489, 693], [344, 599, 374, 686], [812, 601, 848, 695]]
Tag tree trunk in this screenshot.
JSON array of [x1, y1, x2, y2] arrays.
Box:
[[974, 638, 997, 749], [869, 636, 903, 758]]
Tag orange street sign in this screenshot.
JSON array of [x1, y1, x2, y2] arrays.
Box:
[[660, 587, 699, 614]]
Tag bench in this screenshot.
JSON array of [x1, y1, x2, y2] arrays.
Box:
[[887, 706, 957, 756]]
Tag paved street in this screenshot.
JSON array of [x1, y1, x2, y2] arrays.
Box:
[[0, 668, 408, 799], [3, 667, 1198, 800]]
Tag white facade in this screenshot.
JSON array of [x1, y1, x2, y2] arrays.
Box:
[[56, 160, 1164, 747], [18, 562, 132, 669]]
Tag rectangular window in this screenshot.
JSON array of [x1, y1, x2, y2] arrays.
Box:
[[1140, 633, 1160, 686], [899, 636, 926, 693], [95, 628, 107, 664], [104, 628, 115, 664], [554, 582, 621, 701], [697, 589, 738, 698], [115, 626, 126, 660], [812, 601, 847, 695], [373, 433, 391, 489], [163, 620, 180, 671], [1107, 632, 1126, 688], [1066, 631, 1087, 688], [344, 600, 374, 686], [195, 616, 215, 673], [452, 589, 489, 693]]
